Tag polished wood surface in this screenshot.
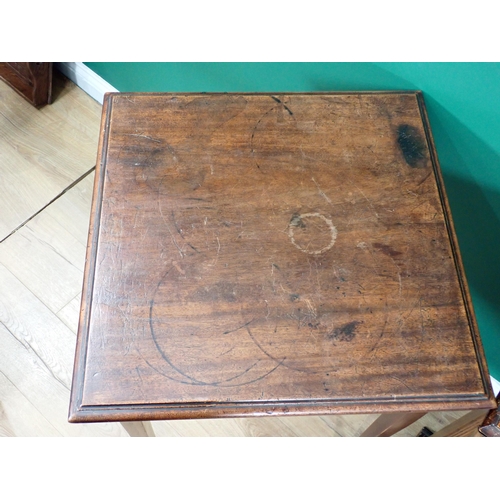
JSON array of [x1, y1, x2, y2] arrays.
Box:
[[69, 92, 495, 423], [0, 63, 52, 107]]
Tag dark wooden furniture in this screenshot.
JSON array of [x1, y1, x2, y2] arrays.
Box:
[[69, 92, 497, 435], [0, 62, 53, 107]]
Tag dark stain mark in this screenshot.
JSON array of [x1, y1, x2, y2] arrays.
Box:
[[218, 347, 235, 357], [270, 95, 294, 115], [272, 263, 280, 271], [290, 293, 300, 302], [397, 124, 427, 168], [171, 210, 184, 239], [187, 243, 200, 253], [128, 147, 164, 168], [223, 320, 254, 335], [185, 206, 216, 211], [289, 213, 306, 228], [308, 322, 320, 329], [373, 242, 402, 257], [192, 282, 238, 302], [328, 321, 361, 342]]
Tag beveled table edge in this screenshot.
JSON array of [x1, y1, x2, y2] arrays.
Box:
[[68, 91, 497, 424], [69, 395, 497, 423]]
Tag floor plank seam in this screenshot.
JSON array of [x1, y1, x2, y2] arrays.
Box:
[[0, 109, 28, 135], [0, 320, 31, 354], [56, 291, 82, 315], [24, 226, 82, 272], [0, 262, 77, 332], [0, 166, 95, 244], [0, 370, 63, 437], [1, 320, 71, 392]]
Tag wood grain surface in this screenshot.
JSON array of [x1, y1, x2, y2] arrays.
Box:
[[70, 92, 496, 422]]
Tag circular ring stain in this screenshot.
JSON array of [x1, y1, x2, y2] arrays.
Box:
[[288, 213, 337, 255]]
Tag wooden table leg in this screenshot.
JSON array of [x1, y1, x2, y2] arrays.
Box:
[[120, 421, 156, 437], [360, 412, 426, 437], [479, 393, 500, 437], [431, 409, 490, 437]]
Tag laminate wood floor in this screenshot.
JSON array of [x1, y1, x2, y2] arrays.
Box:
[[0, 73, 473, 436]]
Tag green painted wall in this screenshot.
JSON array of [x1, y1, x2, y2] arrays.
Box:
[[84, 62, 500, 381]]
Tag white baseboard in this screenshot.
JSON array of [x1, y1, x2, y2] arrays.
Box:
[[491, 376, 500, 397], [54, 62, 119, 104]]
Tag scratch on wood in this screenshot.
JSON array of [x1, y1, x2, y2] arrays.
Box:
[[250, 106, 277, 172], [311, 177, 332, 204], [223, 320, 254, 335], [171, 261, 185, 275], [158, 198, 184, 258], [172, 210, 185, 239], [419, 297, 426, 340], [389, 375, 414, 392], [304, 298, 317, 318], [124, 133, 161, 143]]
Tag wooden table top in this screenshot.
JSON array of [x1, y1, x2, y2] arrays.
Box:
[[69, 92, 496, 422]]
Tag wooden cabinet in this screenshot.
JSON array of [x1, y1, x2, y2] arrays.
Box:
[[0, 63, 52, 107]]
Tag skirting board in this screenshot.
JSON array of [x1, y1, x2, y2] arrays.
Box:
[[492, 376, 500, 397], [53, 61, 500, 401], [54, 62, 119, 104]]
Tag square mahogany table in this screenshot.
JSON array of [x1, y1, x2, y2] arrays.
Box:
[[69, 92, 496, 436]]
